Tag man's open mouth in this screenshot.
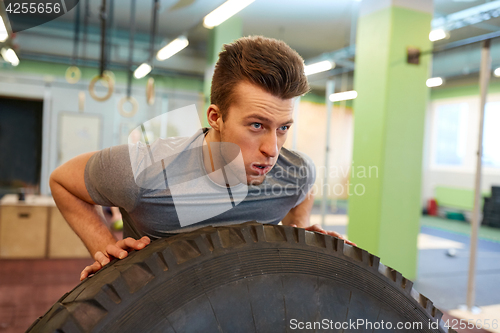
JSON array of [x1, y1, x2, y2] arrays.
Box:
[[251, 163, 272, 175]]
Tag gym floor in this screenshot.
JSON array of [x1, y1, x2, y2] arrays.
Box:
[[1, 215, 499, 333], [320, 213, 500, 333]]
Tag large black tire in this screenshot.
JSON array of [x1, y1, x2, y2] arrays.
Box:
[[28, 222, 455, 332]]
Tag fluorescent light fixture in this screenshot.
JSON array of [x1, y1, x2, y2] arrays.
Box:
[[426, 77, 443, 87], [134, 63, 152, 79], [0, 16, 8, 42], [329, 90, 358, 102], [429, 29, 447, 42], [203, 0, 255, 29], [494, 67, 500, 77], [432, 1, 500, 31], [157, 36, 189, 61], [304, 60, 335, 76], [1, 48, 19, 66]]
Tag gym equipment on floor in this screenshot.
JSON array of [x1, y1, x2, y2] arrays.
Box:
[[27, 222, 456, 332]]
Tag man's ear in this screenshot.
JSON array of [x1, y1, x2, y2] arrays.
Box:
[[207, 104, 222, 131]]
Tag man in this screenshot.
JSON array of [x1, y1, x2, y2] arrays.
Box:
[[50, 36, 354, 281]]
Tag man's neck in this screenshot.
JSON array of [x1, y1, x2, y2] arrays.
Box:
[[202, 128, 227, 186]]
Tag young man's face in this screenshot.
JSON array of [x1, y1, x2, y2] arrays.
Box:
[[218, 81, 295, 185]]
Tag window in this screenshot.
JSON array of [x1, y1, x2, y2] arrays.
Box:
[[433, 103, 468, 167], [483, 102, 500, 168]]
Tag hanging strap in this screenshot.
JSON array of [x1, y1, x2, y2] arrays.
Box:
[[149, 0, 159, 63], [106, 0, 114, 71], [126, 0, 137, 98], [82, 0, 90, 65], [99, 0, 108, 77], [71, 1, 81, 66]]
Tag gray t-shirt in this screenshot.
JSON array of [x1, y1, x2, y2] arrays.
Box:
[[85, 128, 316, 240]]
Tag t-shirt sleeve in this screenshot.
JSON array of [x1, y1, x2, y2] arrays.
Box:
[[84, 144, 141, 212], [294, 151, 316, 207]]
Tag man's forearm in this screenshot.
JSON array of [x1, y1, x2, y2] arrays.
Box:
[[50, 178, 117, 258], [282, 190, 314, 228]]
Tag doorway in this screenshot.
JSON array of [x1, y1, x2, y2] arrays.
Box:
[[0, 96, 43, 198]]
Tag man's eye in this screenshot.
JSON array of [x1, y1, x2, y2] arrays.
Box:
[[251, 123, 262, 129], [279, 125, 290, 131]]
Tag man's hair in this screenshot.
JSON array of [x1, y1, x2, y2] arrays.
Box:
[[210, 36, 310, 120]]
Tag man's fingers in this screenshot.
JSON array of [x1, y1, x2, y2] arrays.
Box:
[[307, 224, 328, 234], [80, 261, 102, 281], [324, 231, 357, 246], [106, 244, 128, 259], [94, 251, 111, 266], [105, 237, 152, 260], [119, 237, 150, 251], [326, 230, 342, 238], [307, 224, 358, 247], [84, 237, 152, 281]]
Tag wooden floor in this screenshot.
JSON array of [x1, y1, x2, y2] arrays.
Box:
[[0, 258, 93, 332], [0, 257, 492, 333]]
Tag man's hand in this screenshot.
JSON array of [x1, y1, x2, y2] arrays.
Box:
[[80, 236, 151, 281], [290, 223, 357, 247]]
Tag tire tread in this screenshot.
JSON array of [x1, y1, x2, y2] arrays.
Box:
[[27, 222, 456, 333]]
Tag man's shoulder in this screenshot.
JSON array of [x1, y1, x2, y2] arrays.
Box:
[[278, 147, 313, 169], [274, 147, 316, 184]]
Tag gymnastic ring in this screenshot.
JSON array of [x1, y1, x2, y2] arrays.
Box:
[[118, 96, 138, 118], [102, 70, 116, 88], [65, 66, 81, 84], [146, 77, 155, 105], [89, 73, 115, 102]]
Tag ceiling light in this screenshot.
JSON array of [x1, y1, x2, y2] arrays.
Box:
[[429, 29, 447, 42], [0, 16, 8, 42], [134, 63, 152, 79], [426, 77, 443, 87], [494, 68, 500, 77], [203, 0, 255, 29], [1, 48, 19, 66], [329, 90, 358, 102], [304, 60, 335, 76], [157, 36, 189, 61]]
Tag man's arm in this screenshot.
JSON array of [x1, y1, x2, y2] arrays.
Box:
[[281, 189, 356, 246], [281, 189, 315, 228], [49, 152, 149, 280]]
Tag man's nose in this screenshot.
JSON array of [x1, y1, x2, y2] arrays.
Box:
[[260, 131, 279, 158]]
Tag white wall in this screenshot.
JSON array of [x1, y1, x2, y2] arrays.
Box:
[[421, 93, 500, 206], [0, 72, 203, 195]]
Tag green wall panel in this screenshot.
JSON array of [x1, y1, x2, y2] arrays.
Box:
[[349, 6, 432, 280]]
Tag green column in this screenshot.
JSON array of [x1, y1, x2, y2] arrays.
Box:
[[202, 16, 243, 126], [348, 0, 432, 280]]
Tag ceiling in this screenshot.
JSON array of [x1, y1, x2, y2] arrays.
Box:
[[2, 0, 500, 92]]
